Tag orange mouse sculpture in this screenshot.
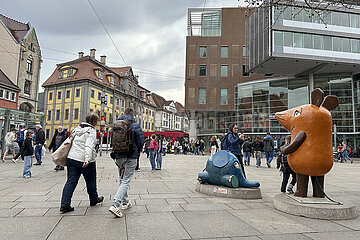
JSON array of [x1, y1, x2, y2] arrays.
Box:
[[275, 88, 339, 198]]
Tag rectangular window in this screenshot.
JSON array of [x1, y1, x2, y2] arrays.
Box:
[[242, 65, 249, 76], [57, 91, 61, 100], [341, 12, 350, 27], [220, 88, 228, 105], [198, 88, 206, 105], [343, 38, 351, 52], [313, 35, 324, 50], [199, 46, 207, 57], [221, 46, 228, 58], [56, 110, 60, 121], [66, 90, 70, 99], [352, 39, 360, 53], [292, 7, 303, 21], [75, 88, 80, 97], [65, 109, 69, 120], [294, 33, 303, 48], [49, 92, 53, 101], [303, 34, 313, 49], [24, 80, 31, 95], [74, 108, 79, 120], [283, 6, 292, 20], [332, 12, 341, 26], [350, 14, 359, 28], [220, 65, 228, 77], [11, 92, 15, 101], [110, 96, 114, 104], [284, 32, 293, 47], [324, 36, 332, 50], [0, 89, 3, 98], [333, 37, 342, 51], [199, 65, 206, 76], [242, 46, 246, 57], [5, 91, 9, 99], [46, 129, 50, 139], [91, 90, 95, 98], [47, 110, 51, 121], [26, 59, 32, 73], [274, 31, 283, 52], [98, 92, 101, 100]]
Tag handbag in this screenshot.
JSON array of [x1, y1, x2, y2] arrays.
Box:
[[51, 134, 74, 166]]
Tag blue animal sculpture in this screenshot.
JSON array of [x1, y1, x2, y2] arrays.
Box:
[[198, 150, 260, 188]]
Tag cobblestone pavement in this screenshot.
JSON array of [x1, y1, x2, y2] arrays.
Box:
[[0, 152, 359, 240]]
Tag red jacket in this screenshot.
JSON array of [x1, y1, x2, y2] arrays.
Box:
[[148, 139, 158, 150]]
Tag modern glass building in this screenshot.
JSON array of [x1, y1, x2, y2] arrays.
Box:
[[235, 74, 360, 153]]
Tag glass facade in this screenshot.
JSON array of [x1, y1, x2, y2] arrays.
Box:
[[235, 75, 360, 153], [201, 12, 221, 36]]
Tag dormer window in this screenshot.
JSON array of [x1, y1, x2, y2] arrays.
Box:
[[59, 65, 77, 79], [106, 73, 116, 85], [94, 67, 104, 81]]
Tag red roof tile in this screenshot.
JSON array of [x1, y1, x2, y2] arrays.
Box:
[[0, 14, 30, 42]]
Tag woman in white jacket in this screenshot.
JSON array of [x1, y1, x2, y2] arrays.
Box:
[[60, 113, 103, 213]]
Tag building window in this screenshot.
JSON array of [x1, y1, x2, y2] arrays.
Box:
[[221, 65, 228, 77], [198, 88, 206, 104], [46, 129, 50, 139], [242, 46, 246, 57], [201, 11, 221, 36], [66, 90, 70, 99], [26, 59, 33, 73], [97, 70, 103, 80], [110, 96, 114, 104], [75, 88, 80, 97], [0, 89, 3, 98], [24, 81, 31, 95], [11, 92, 15, 101], [47, 110, 51, 121], [49, 92, 53, 101], [5, 91, 9, 99], [98, 92, 101, 100], [56, 110, 60, 121], [57, 91, 61, 100], [116, 98, 119, 106], [91, 90, 95, 98], [199, 65, 206, 76], [294, 33, 303, 48], [242, 65, 249, 76], [74, 108, 79, 120], [65, 109, 69, 120], [220, 88, 228, 105], [221, 46, 228, 58], [199, 46, 207, 57]]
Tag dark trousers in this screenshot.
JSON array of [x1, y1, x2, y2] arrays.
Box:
[[281, 169, 296, 192], [135, 155, 140, 170], [14, 141, 24, 160], [61, 158, 98, 207], [234, 154, 246, 179]]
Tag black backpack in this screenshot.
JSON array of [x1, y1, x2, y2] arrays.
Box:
[[111, 119, 133, 157]]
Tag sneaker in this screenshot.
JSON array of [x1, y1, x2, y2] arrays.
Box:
[[121, 202, 132, 210], [2, 159, 6, 162], [90, 196, 104, 206], [60, 205, 74, 213], [266, 162, 271, 168], [109, 205, 123, 218], [23, 175, 31, 179], [54, 166, 59, 171], [136, 169, 141, 172], [33, 162, 41, 165], [12, 159, 17, 163]]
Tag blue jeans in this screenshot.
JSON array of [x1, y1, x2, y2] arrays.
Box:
[[195, 147, 200, 155], [35, 145, 42, 163], [61, 158, 98, 207], [156, 151, 162, 169], [265, 150, 274, 163], [113, 158, 136, 207], [244, 151, 251, 165], [23, 155, 33, 177], [149, 150, 157, 170], [342, 150, 352, 162], [255, 151, 262, 166]]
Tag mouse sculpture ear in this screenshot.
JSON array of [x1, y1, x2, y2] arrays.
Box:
[[311, 88, 325, 107], [322, 95, 339, 111]]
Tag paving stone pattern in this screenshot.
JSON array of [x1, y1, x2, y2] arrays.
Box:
[[0, 153, 359, 239]]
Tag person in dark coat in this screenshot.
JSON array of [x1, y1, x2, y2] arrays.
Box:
[[242, 137, 252, 166], [48, 126, 69, 171], [263, 132, 275, 168], [252, 136, 264, 167], [226, 124, 246, 177], [277, 135, 296, 193], [34, 124, 45, 165]]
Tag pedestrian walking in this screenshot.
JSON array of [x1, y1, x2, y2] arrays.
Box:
[[48, 126, 69, 171], [109, 107, 144, 218], [216, 136, 221, 152], [209, 136, 218, 156], [341, 142, 353, 163], [21, 130, 34, 178], [243, 137, 252, 165], [2, 128, 16, 162], [200, 139, 205, 155], [174, 139, 179, 154], [144, 136, 150, 158], [148, 134, 158, 170], [226, 124, 246, 178], [162, 138, 167, 156], [33, 124, 45, 165], [252, 136, 264, 167], [277, 135, 296, 193], [13, 125, 26, 163], [156, 133, 163, 170], [264, 132, 275, 168], [60, 112, 104, 213], [183, 140, 189, 155]]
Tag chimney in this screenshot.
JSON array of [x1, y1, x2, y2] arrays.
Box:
[[78, 51, 84, 58], [90, 48, 96, 58], [100, 55, 106, 65]]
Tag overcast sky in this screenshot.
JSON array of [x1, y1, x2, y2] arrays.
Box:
[[2, 0, 246, 104]]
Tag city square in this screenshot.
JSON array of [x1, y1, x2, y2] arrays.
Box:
[[0, 153, 359, 240]]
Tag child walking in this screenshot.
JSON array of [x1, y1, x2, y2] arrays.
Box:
[[21, 130, 34, 178], [277, 135, 296, 194]]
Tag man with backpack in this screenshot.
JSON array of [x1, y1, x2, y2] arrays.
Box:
[[12, 125, 26, 163], [109, 108, 144, 218]]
